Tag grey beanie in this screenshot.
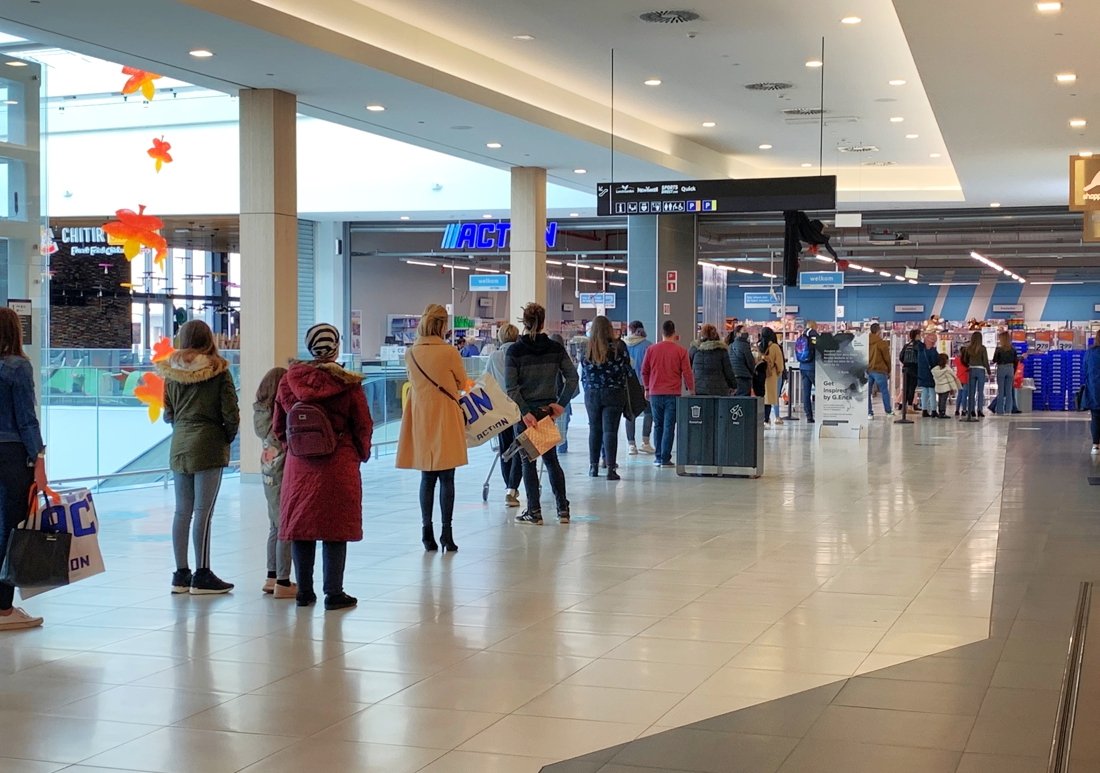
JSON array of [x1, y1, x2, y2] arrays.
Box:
[[306, 323, 340, 359]]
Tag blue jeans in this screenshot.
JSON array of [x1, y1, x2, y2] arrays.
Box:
[[801, 368, 815, 419], [996, 366, 1014, 415], [921, 386, 936, 412], [868, 372, 891, 415], [956, 384, 968, 414], [292, 541, 347, 598], [967, 368, 987, 415], [650, 394, 678, 465]]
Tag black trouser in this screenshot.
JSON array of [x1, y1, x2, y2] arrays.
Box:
[[938, 391, 950, 416], [292, 540, 347, 598], [585, 387, 625, 468], [0, 443, 34, 611], [497, 425, 523, 490], [420, 469, 455, 527], [903, 369, 918, 406], [734, 378, 753, 397], [522, 445, 568, 516]]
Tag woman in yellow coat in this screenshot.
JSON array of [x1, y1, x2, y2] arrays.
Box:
[[396, 304, 468, 553], [761, 327, 785, 426]]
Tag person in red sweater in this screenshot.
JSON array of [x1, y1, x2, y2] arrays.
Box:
[[641, 320, 695, 467], [953, 350, 970, 417]]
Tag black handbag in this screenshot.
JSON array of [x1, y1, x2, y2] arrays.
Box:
[[0, 491, 72, 589], [624, 368, 649, 421]]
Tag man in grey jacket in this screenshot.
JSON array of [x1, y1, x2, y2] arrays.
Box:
[[505, 303, 579, 525], [729, 326, 756, 396]]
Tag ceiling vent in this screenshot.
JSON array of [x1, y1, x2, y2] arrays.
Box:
[[861, 161, 897, 166], [785, 115, 859, 126], [782, 107, 825, 116], [639, 10, 701, 23], [837, 145, 879, 153], [745, 82, 794, 91]]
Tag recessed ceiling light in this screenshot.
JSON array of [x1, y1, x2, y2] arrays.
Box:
[[512, 34, 535, 40], [573, 168, 587, 174], [5, 61, 27, 67], [759, 144, 773, 150], [486, 142, 502, 148], [569, 213, 580, 217], [889, 79, 907, 86], [805, 60, 823, 68], [644, 78, 662, 86], [990, 202, 1001, 208], [366, 104, 385, 112], [841, 16, 862, 24], [1081, 151, 1095, 157], [482, 214, 493, 219], [400, 216, 410, 220], [1037, 1, 1062, 10], [890, 116, 904, 123], [801, 163, 813, 167], [905, 133, 919, 139], [189, 49, 214, 58], [1070, 119, 1087, 128], [1057, 73, 1077, 83], [930, 153, 942, 158], [702, 121, 716, 127]]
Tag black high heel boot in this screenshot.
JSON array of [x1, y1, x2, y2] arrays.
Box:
[[440, 526, 458, 553], [422, 525, 438, 552]]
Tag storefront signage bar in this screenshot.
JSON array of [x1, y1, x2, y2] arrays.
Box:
[[579, 293, 616, 309], [596, 175, 836, 217], [992, 304, 1023, 314], [894, 304, 926, 313], [441, 221, 559, 250], [799, 271, 845, 290], [745, 292, 779, 308], [469, 274, 509, 292]]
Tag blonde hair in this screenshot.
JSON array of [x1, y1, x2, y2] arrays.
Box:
[[498, 323, 518, 344], [585, 316, 615, 365], [417, 304, 448, 339]]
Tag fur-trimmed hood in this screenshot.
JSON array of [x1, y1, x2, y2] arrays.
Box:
[[623, 334, 648, 347], [692, 339, 728, 352], [285, 360, 365, 402], [156, 352, 229, 383]]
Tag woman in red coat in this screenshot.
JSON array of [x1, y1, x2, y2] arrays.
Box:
[[274, 323, 372, 611]]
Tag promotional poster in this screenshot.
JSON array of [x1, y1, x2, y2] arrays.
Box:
[[815, 332, 870, 439]]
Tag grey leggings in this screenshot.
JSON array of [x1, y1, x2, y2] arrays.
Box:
[[264, 479, 292, 580], [173, 469, 224, 571]]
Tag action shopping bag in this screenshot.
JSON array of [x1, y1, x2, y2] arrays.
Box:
[[1, 489, 71, 590], [502, 416, 562, 462], [461, 372, 522, 448], [19, 487, 105, 600]]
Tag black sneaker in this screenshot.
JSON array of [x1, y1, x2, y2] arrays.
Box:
[[325, 592, 358, 611], [557, 507, 570, 524], [190, 569, 234, 595], [171, 569, 192, 595], [515, 510, 543, 525], [296, 590, 317, 607]]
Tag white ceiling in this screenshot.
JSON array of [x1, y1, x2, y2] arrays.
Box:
[[0, 0, 1090, 210]]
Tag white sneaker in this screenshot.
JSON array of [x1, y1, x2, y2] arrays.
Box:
[[1092, 446, 1099, 455], [629, 444, 639, 455], [0, 607, 43, 631], [774, 418, 783, 425], [640, 442, 656, 454]]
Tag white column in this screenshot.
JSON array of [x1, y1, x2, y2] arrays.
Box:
[[509, 167, 547, 326], [239, 89, 298, 475]]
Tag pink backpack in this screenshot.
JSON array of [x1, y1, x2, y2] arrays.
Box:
[[286, 401, 337, 458]]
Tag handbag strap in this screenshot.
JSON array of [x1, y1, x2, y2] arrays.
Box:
[[409, 350, 460, 404]]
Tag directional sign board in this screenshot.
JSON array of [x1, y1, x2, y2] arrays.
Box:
[[597, 176, 837, 217], [799, 271, 845, 290], [744, 292, 779, 308], [579, 293, 616, 309], [469, 274, 509, 292]]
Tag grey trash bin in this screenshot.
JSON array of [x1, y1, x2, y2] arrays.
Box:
[[714, 396, 764, 478], [676, 397, 716, 474]]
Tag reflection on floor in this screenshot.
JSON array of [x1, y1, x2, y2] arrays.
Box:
[[545, 420, 1100, 773], [0, 413, 1093, 773]]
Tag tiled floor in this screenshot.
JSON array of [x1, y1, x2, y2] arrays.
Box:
[[0, 411, 1094, 772]]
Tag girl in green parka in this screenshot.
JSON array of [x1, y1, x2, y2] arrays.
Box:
[[159, 320, 240, 595], [254, 366, 295, 598]]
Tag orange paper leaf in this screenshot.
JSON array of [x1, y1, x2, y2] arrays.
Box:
[[134, 372, 166, 422], [121, 66, 162, 101], [102, 205, 168, 268], [147, 137, 172, 173], [151, 337, 175, 363]]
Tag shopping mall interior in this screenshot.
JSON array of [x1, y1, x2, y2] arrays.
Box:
[[0, 1, 1099, 772]]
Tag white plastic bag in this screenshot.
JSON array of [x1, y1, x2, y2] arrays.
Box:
[[461, 372, 522, 448], [20, 487, 105, 599]]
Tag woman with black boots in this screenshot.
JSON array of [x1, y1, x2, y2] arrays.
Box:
[[397, 304, 468, 552], [582, 316, 630, 480]]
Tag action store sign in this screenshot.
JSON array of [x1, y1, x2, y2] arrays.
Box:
[[815, 332, 869, 439], [440, 222, 559, 250]]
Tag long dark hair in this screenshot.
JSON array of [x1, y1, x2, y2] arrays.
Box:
[[255, 366, 287, 408], [0, 307, 25, 359], [759, 327, 778, 352]]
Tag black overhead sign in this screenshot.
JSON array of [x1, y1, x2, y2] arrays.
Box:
[[596, 176, 837, 217]]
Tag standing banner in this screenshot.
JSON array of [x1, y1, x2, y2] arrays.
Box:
[[815, 332, 870, 439]]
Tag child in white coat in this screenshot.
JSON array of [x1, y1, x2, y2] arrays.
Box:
[[932, 353, 963, 419]]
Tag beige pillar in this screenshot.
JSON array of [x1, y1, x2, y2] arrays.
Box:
[[509, 167, 547, 326], [239, 89, 298, 474]]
